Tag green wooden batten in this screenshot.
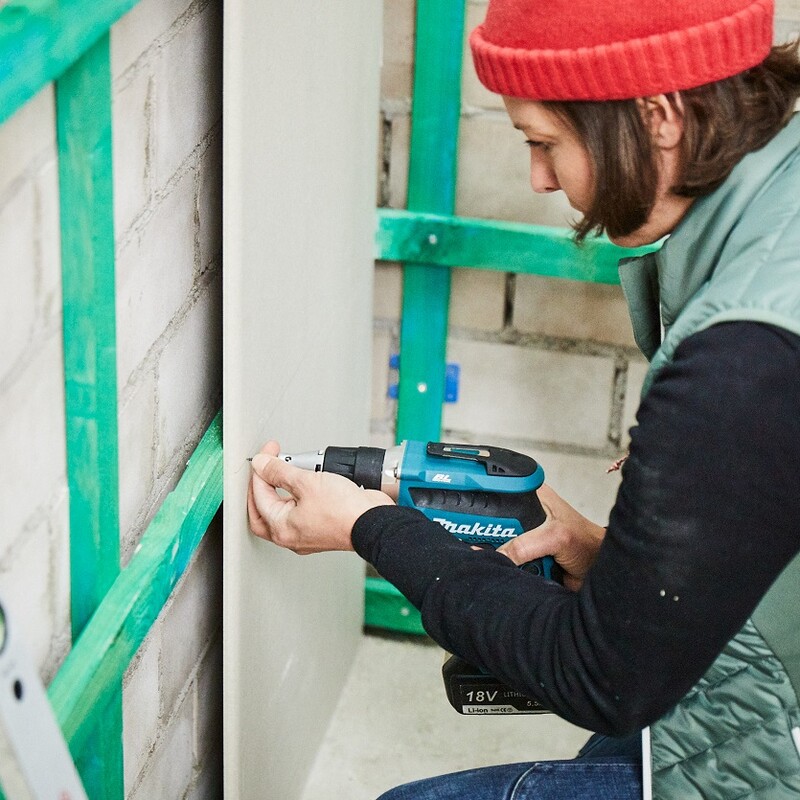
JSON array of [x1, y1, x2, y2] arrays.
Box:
[[56, 34, 124, 797], [376, 208, 658, 283], [363, 577, 425, 636], [58, 20, 119, 646], [395, 0, 467, 443], [0, 0, 141, 126], [49, 413, 223, 763]]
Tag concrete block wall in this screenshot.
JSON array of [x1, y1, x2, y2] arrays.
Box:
[[0, 84, 70, 680], [0, 0, 222, 798], [374, 0, 800, 523], [115, 1, 224, 796]]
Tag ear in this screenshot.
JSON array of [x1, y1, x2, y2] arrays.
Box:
[[636, 95, 685, 150]]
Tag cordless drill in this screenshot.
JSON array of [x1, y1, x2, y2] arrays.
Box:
[[277, 440, 560, 715]]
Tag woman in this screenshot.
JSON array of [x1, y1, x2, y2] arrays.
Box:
[[248, 1, 800, 797]]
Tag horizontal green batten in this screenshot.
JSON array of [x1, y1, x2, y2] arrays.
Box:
[[376, 208, 659, 284], [48, 412, 223, 760], [364, 576, 425, 636], [0, 0, 141, 125]]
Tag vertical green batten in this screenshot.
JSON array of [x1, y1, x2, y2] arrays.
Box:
[[57, 34, 124, 799], [396, 0, 466, 442]]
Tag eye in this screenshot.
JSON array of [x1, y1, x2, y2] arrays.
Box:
[[525, 139, 552, 152]]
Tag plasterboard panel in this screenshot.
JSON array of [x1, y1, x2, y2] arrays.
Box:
[[222, 1, 381, 797]]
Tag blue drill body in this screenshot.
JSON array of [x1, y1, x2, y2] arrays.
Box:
[[277, 439, 560, 714], [280, 440, 557, 580]]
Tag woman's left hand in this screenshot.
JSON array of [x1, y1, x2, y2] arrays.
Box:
[[247, 440, 395, 554], [497, 484, 606, 591]]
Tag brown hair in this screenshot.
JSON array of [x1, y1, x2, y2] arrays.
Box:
[[547, 41, 800, 242]]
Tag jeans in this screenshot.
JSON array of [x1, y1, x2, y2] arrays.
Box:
[[376, 732, 643, 800]]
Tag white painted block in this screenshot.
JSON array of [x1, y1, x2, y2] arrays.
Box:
[[780, 0, 800, 17], [192, 636, 222, 766], [0, 517, 54, 677], [521, 446, 622, 524], [0, 85, 55, 199], [514, 274, 637, 348], [443, 338, 615, 448], [46, 487, 72, 682], [130, 689, 194, 800], [35, 157, 63, 329], [116, 167, 197, 389], [775, 16, 800, 41], [197, 134, 222, 272], [152, 2, 222, 187], [113, 68, 152, 239], [159, 524, 222, 719], [373, 262, 403, 321], [450, 268, 506, 332], [381, 0, 416, 101], [155, 279, 222, 474], [123, 623, 162, 793], [0, 180, 38, 378], [111, 0, 195, 78], [0, 338, 67, 543], [118, 366, 158, 542], [461, 2, 504, 112], [776, 0, 800, 29]]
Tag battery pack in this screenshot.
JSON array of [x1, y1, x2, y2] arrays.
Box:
[[442, 654, 550, 715]]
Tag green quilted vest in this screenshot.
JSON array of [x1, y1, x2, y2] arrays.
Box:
[[619, 113, 800, 800]]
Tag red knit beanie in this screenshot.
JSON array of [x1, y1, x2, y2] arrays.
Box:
[[470, 0, 775, 100]]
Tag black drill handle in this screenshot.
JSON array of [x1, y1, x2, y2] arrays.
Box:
[[408, 486, 546, 531]]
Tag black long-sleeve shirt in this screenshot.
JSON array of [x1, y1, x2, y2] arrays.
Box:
[[352, 322, 800, 736]]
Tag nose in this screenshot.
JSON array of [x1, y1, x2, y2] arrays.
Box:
[[529, 152, 559, 194]]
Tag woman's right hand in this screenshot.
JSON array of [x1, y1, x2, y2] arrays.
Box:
[[497, 484, 606, 591]]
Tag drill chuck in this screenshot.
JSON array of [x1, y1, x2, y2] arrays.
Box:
[[321, 446, 385, 490]]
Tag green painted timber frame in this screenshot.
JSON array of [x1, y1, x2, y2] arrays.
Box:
[[57, 34, 124, 795], [0, 1, 224, 797], [0, 0, 658, 793]]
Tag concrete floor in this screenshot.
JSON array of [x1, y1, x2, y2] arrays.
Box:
[[300, 631, 590, 800]]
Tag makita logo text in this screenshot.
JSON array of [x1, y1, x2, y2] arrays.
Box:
[[432, 518, 516, 539]]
